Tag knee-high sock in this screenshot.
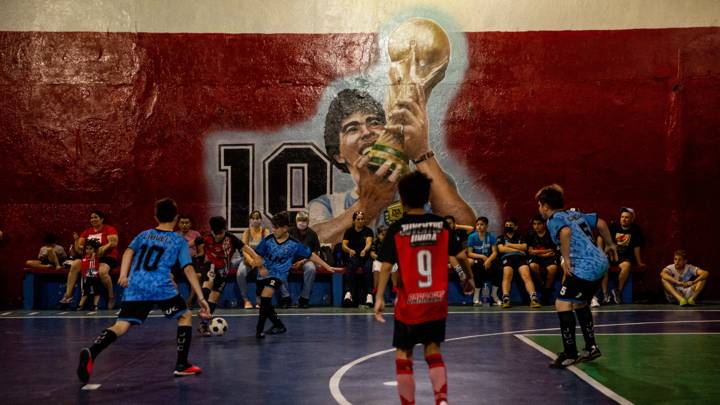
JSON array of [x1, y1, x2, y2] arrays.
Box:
[[257, 297, 270, 334], [201, 287, 211, 300], [209, 301, 217, 314], [264, 297, 283, 327], [558, 310, 577, 356], [426, 353, 448, 405], [575, 305, 597, 349], [395, 358, 415, 405], [176, 325, 192, 367], [89, 329, 118, 359]]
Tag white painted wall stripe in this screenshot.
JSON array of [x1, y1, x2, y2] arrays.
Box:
[[2, 0, 719, 33]]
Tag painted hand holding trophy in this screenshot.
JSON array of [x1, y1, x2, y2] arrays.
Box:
[[366, 18, 451, 176]]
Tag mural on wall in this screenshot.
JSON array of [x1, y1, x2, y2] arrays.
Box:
[[205, 14, 499, 244], [1, 2, 720, 307]]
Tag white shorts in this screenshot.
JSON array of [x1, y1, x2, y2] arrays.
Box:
[[665, 286, 693, 303], [372, 260, 397, 273]]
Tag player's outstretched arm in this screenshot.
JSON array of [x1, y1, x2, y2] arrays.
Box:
[[118, 248, 135, 287], [242, 245, 264, 267], [183, 263, 211, 318], [308, 252, 343, 273], [595, 219, 618, 262], [374, 262, 393, 323]]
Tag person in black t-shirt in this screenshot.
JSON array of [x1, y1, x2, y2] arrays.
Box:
[[342, 211, 375, 306], [596, 207, 646, 305], [527, 215, 560, 305], [497, 217, 541, 309]]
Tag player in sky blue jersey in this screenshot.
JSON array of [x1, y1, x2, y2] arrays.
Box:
[[536, 184, 617, 369], [76, 198, 211, 384], [254, 211, 342, 338]]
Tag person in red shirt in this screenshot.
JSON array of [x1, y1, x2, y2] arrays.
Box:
[[374, 171, 472, 405], [60, 210, 120, 309]]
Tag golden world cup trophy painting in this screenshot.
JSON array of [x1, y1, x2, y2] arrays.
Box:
[[366, 18, 451, 175]]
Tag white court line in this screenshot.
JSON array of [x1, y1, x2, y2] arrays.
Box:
[[27, 312, 38, 316], [1, 308, 719, 320], [514, 334, 633, 405], [329, 319, 720, 404], [523, 332, 720, 336], [81, 384, 101, 391], [57, 311, 68, 315]]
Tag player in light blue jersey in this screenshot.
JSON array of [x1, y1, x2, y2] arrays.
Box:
[[77, 198, 211, 384], [254, 211, 342, 338], [536, 185, 617, 369]]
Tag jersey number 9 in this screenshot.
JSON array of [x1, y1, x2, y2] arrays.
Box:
[[417, 250, 432, 288]]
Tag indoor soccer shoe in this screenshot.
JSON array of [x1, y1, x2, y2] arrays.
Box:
[[579, 345, 602, 363], [549, 352, 579, 368], [530, 298, 542, 309], [501, 296, 512, 309], [174, 364, 202, 377], [77, 348, 93, 384], [265, 325, 287, 335]]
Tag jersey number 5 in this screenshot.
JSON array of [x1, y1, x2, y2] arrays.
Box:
[[135, 245, 166, 272], [417, 250, 433, 288]]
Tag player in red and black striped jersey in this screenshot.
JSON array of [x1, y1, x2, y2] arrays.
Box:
[[374, 171, 472, 405]]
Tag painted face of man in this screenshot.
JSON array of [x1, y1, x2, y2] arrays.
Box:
[[335, 112, 384, 174]]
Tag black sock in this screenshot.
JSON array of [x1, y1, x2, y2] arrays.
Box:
[[89, 328, 118, 359], [558, 310, 577, 356], [209, 301, 217, 314], [257, 297, 270, 334], [575, 305, 597, 349], [176, 325, 192, 367], [201, 288, 211, 300]]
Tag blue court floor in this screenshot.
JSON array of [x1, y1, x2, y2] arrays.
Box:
[[0, 304, 718, 404]]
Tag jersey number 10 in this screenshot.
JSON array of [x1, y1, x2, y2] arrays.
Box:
[[134, 245, 166, 272]]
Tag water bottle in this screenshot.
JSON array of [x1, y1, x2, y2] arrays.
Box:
[[481, 283, 490, 306]]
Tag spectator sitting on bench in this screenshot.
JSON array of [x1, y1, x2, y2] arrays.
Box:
[[282, 210, 320, 309], [26, 233, 67, 270], [661, 249, 709, 306], [59, 210, 120, 309]]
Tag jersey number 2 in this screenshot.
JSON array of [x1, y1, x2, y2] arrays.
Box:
[[417, 250, 432, 288]]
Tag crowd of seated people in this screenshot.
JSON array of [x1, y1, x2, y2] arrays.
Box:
[[27, 205, 711, 310]]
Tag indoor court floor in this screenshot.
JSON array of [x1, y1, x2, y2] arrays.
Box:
[[1, 304, 718, 404]]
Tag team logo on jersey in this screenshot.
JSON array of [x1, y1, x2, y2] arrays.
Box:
[[385, 201, 404, 224]]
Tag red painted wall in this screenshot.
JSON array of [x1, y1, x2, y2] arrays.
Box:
[[0, 28, 718, 307]]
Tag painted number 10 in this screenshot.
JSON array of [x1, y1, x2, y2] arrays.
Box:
[[417, 250, 432, 288]]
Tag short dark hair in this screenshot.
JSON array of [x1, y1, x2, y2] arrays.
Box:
[[209, 216, 227, 234], [249, 210, 262, 220], [352, 211, 365, 221], [532, 214, 544, 223], [536, 184, 564, 210], [444, 215, 456, 222], [155, 198, 178, 222], [43, 233, 58, 245], [505, 217, 518, 226], [398, 171, 432, 209], [178, 214, 192, 222], [271, 212, 290, 228], [90, 210, 106, 221], [476, 216, 488, 225], [324, 89, 386, 173], [673, 249, 687, 259]]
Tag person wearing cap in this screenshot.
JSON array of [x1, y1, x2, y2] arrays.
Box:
[[595, 207, 645, 305], [284, 211, 321, 308]]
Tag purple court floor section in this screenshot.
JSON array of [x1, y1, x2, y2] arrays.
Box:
[[0, 305, 718, 404]]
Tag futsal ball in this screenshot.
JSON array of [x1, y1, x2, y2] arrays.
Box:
[[209, 317, 228, 336]]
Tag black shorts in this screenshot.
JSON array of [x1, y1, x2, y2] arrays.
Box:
[[81, 277, 101, 296], [609, 250, 634, 266], [393, 318, 446, 350], [557, 275, 601, 304], [117, 295, 188, 325], [528, 256, 560, 268], [256, 277, 282, 296], [501, 255, 528, 270], [99, 256, 119, 269], [209, 267, 229, 293]]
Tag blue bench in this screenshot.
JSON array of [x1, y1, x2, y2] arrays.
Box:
[[22, 267, 124, 310]]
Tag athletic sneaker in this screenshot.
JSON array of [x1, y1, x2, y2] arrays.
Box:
[[501, 296, 512, 309], [365, 294, 374, 307], [473, 300, 482, 307], [530, 298, 542, 309], [679, 297, 688, 306], [343, 292, 353, 307], [549, 351, 579, 368], [77, 348, 93, 384], [602, 292, 611, 305], [255, 332, 265, 339], [611, 289, 621, 305], [492, 296, 502, 306], [298, 297, 310, 309], [198, 322, 212, 337], [59, 296, 73, 305], [578, 345, 602, 363], [265, 325, 287, 335], [243, 300, 254, 309], [174, 364, 202, 377], [590, 296, 600, 308], [687, 297, 696, 306]]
